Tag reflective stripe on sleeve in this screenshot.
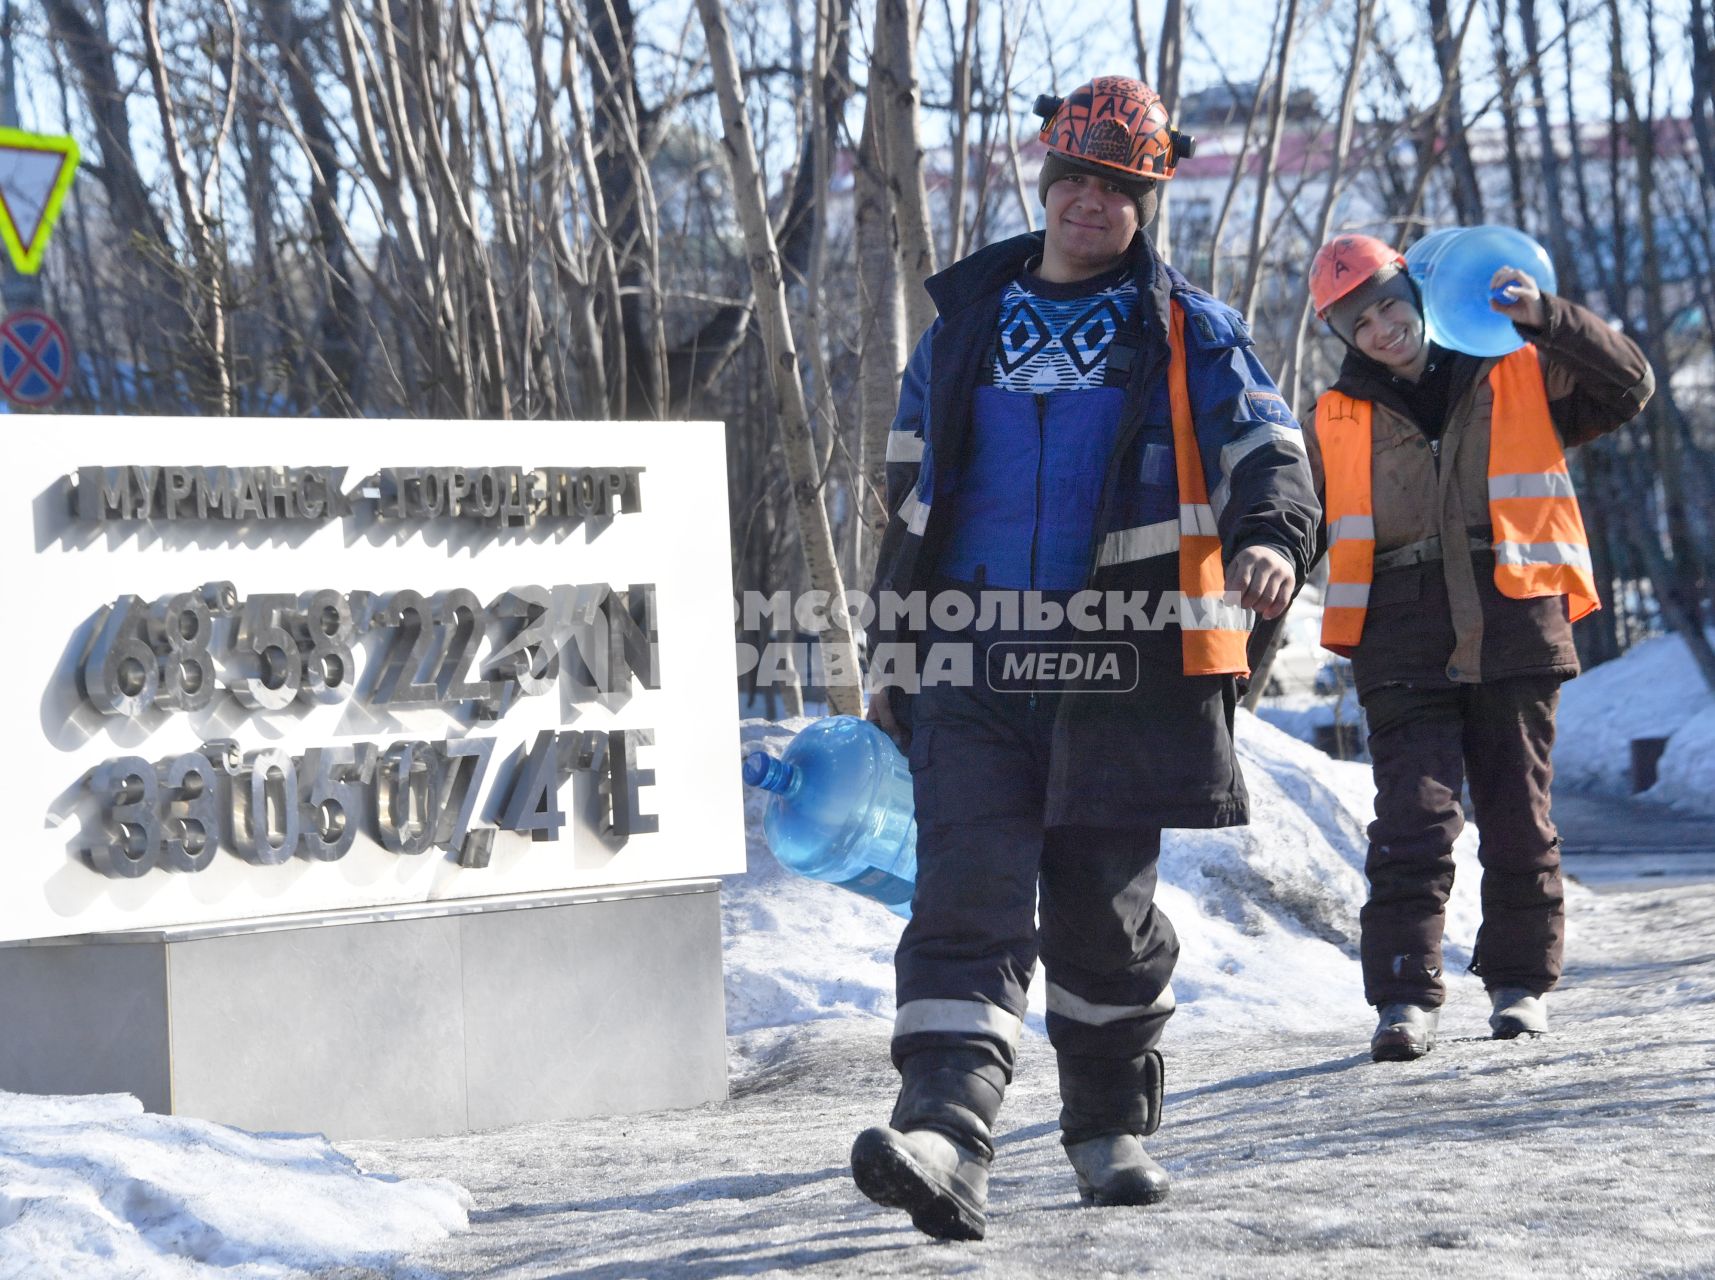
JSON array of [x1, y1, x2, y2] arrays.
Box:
[[1097, 519, 1180, 568], [1219, 422, 1306, 478], [886, 431, 926, 463], [1489, 472, 1576, 500], [1494, 539, 1595, 573], [1324, 582, 1372, 608], [1211, 424, 1306, 520], [1180, 595, 1256, 632], [893, 998, 1024, 1046], [1179, 503, 1219, 537], [898, 488, 931, 535], [1328, 514, 1375, 543]]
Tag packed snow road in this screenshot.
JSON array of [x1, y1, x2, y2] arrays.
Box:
[[6, 710, 1708, 1277], [338, 859, 1715, 1279]]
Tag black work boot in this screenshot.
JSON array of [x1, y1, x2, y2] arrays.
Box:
[[1370, 1002, 1439, 1061], [1488, 986, 1548, 1039], [1064, 1133, 1170, 1206], [850, 1126, 989, 1241], [1057, 1048, 1168, 1206]]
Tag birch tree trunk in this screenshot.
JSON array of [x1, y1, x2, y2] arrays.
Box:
[[142, 0, 237, 414], [855, 90, 903, 585], [875, 0, 938, 343], [695, 0, 862, 715]]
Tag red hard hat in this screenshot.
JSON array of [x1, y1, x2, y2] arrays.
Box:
[[1309, 234, 1406, 317], [1035, 76, 1191, 182]]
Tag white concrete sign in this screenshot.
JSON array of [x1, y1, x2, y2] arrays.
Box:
[[3, 418, 745, 942]]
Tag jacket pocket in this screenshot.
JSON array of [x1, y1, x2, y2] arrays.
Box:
[[907, 723, 935, 773], [1369, 565, 1424, 610]]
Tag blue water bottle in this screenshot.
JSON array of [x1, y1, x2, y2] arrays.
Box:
[[742, 716, 917, 917], [1406, 225, 1558, 357]]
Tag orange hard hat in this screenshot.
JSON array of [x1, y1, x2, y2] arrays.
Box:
[[1309, 234, 1406, 317], [1034, 76, 1194, 182]]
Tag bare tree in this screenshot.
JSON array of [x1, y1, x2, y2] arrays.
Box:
[[1517, 0, 1585, 300], [1428, 0, 1485, 224], [141, 0, 238, 413], [1281, 0, 1376, 411], [943, 0, 978, 263], [854, 88, 903, 584], [875, 0, 938, 343], [1237, 0, 1300, 318], [1193, 2, 1285, 297], [1489, 0, 1528, 230], [695, 0, 862, 715], [1154, 0, 1184, 255]]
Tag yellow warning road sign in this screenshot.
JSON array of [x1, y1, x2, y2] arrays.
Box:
[[0, 128, 80, 275]]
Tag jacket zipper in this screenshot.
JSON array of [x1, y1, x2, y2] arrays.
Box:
[[1031, 393, 1047, 713], [1032, 393, 1047, 592], [1085, 328, 1168, 586]]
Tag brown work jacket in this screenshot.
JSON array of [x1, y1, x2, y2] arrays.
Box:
[[1304, 293, 1655, 696]]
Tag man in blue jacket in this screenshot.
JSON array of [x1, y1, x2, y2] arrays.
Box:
[[850, 76, 1320, 1240]]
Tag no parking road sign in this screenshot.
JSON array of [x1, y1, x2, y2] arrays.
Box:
[[0, 309, 72, 407]]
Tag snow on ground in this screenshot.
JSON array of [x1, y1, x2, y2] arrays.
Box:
[[8, 695, 1708, 1279], [0, 1091, 468, 1279], [1250, 684, 1364, 756], [1555, 632, 1715, 815], [345, 837, 1715, 1279]]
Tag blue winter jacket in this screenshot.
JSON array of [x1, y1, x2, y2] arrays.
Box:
[[869, 231, 1319, 828]]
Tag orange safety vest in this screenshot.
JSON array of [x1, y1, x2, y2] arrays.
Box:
[[1318, 343, 1599, 656], [1166, 303, 1252, 677]]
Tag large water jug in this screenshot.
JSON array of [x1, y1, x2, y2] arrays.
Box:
[[743, 716, 917, 917], [1405, 225, 1558, 357]]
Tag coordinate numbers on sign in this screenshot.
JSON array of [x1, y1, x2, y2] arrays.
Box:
[[81, 725, 659, 882], [78, 582, 660, 720]]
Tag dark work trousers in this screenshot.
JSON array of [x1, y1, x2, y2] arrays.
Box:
[[1358, 676, 1565, 1008], [891, 674, 1179, 1157]]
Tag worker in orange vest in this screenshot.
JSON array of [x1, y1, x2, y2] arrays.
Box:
[[1303, 233, 1654, 1061]]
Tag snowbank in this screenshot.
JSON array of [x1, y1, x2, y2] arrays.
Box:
[[1555, 633, 1715, 815], [1252, 685, 1364, 757], [0, 1091, 468, 1279], [730, 710, 1484, 1041]]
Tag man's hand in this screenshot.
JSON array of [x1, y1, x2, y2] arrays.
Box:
[[867, 686, 909, 752], [1226, 545, 1295, 621], [1489, 266, 1547, 329]]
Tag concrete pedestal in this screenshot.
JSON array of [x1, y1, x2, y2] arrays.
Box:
[[0, 880, 728, 1139]]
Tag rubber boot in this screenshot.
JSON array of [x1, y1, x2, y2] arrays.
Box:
[[850, 1126, 989, 1241], [1064, 1133, 1170, 1206], [1488, 986, 1548, 1039], [1370, 1002, 1439, 1061]]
